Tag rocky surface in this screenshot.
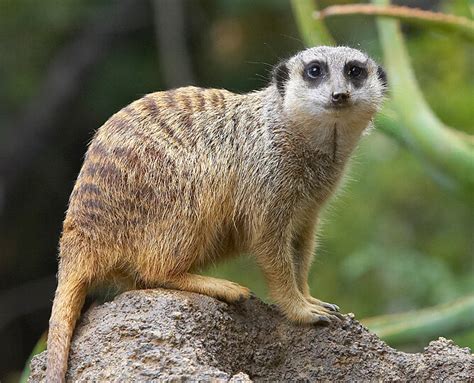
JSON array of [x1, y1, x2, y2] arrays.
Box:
[[29, 289, 473, 382]]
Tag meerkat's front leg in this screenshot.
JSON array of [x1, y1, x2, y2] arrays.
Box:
[[293, 217, 340, 313], [253, 226, 339, 324]]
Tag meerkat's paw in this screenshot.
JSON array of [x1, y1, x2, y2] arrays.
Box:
[[307, 302, 344, 320], [305, 296, 340, 312], [210, 279, 251, 304], [285, 300, 343, 325]]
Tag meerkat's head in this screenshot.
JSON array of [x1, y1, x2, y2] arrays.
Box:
[[272, 46, 387, 130]]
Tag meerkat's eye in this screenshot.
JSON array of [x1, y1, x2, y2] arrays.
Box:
[[344, 61, 368, 85], [307, 64, 321, 78], [347, 65, 363, 78], [305, 63, 323, 79]]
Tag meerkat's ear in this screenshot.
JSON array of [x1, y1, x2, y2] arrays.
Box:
[[377, 65, 388, 93], [273, 59, 289, 97]]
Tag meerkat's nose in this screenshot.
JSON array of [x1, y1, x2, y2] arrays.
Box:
[[331, 91, 350, 104]]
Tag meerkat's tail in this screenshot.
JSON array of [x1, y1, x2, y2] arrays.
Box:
[[46, 269, 87, 383]]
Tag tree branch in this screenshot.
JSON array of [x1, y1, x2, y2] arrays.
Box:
[[315, 4, 474, 41]]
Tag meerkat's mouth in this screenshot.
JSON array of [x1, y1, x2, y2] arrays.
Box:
[[325, 103, 352, 110]]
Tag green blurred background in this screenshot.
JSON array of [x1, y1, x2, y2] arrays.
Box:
[[0, 0, 472, 381]]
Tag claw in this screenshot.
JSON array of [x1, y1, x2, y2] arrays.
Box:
[[328, 311, 343, 321], [306, 296, 341, 313], [321, 302, 340, 312], [309, 304, 344, 322]]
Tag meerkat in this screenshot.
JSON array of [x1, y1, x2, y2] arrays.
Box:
[[45, 46, 386, 382]]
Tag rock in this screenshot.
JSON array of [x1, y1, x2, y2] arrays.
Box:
[[29, 289, 474, 382]]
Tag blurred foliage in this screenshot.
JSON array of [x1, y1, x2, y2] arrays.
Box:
[[0, 0, 473, 381], [18, 332, 47, 383], [362, 295, 474, 346]]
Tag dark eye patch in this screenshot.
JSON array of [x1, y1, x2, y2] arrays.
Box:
[[344, 60, 368, 87], [377, 65, 388, 88], [272, 60, 289, 97], [303, 60, 328, 86]]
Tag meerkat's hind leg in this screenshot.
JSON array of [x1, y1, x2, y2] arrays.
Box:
[[164, 273, 251, 303]]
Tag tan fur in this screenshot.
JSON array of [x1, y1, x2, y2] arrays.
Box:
[[46, 47, 385, 382]]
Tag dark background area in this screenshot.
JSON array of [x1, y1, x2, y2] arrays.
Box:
[[0, 1, 472, 381]]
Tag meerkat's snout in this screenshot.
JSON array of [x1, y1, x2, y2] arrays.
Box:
[[327, 60, 369, 109], [330, 91, 350, 106]]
